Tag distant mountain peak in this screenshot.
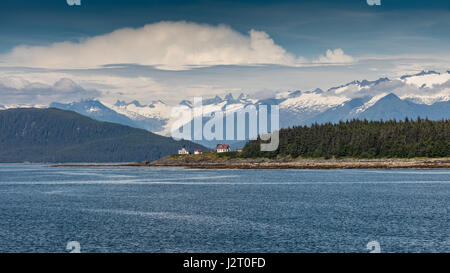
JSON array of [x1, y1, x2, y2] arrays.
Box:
[[400, 70, 440, 80], [176, 93, 254, 107], [237, 93, 247, 100], [62, 99, 103, 107], [179, 100, 193, 108], [129, 100, 145, 107], [313, 88, 323, 94], [148, 100, 166, 108], [224, 93, 234, 101], [327, 80, 360, 92], [379, 93, 401, 101], [203, 95, 223, 105], [114, 100, 127, 107], [360, 77, 390, 87], [51, 100, 113, 113], [327, 77, 390, 92], [114, 100, 145, 107], [288, 90, 302, 97], [224, 92, 251, 103]]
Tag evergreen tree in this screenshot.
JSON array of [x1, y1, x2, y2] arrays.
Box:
[[242, 118, 450, 159]]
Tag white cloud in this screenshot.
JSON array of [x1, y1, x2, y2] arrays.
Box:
[[1, 21, 304, 70], [314, 48, 354, 64], [3, 40, 448, 107], [0, 77, 100, 105]]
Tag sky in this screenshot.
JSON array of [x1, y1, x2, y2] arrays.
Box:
[[0, 0, 449, 105]]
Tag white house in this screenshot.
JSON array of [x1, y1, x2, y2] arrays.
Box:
[[194, 149, 203, 155], [216, 144, 231, 153], [178, 147, 190, 155]]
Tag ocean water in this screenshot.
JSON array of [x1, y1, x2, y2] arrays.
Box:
[[0, 164, 449, 253]]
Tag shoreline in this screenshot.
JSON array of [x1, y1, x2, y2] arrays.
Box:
[[147, 161, 450, 169], [51, 156, 450, 169]]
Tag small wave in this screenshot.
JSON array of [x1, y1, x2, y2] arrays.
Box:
[[82, 208, 229, 223], [1, 180, 449, 186], [81, 208, 278, 231], [41, 190, 73, 195]]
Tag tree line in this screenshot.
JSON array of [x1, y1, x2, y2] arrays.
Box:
[[241, 118, 450, 159]]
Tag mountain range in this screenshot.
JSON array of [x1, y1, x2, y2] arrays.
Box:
[[2, 70, 449, 149], [0, 108, 206, 163]]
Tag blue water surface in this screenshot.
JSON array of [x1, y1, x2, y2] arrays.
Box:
[[0, 164, 449, 253]]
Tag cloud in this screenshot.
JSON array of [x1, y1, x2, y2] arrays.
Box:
[[0, 77, 100, 105], [2, 54, 447, 107], [314, 48, 354, 64], [1, 21, 304, 70]]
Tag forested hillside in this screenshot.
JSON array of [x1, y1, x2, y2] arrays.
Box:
[[242, 118, 450, 159], [0, 108, 206, 162]]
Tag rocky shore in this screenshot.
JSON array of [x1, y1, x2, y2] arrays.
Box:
[[144, 154, 450, 169], [52, 154, 450, 169]]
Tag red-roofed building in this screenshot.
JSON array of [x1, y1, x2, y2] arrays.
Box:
[[194, 149, 203, 155], [216, 144, 231, 153]]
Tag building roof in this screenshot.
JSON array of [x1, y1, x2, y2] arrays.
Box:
[[195, 149, 202, 151], [216, 144, 230, 149]]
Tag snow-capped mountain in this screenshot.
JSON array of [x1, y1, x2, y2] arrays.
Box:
[[256, 70, 449, 127], [304, 93, 450, 125], [164, 93, 259, 148], [50, 100, 138, 128], [50, 100, 167, 132], [13, 69, 449, 148], [106, 100, 171, 121]]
